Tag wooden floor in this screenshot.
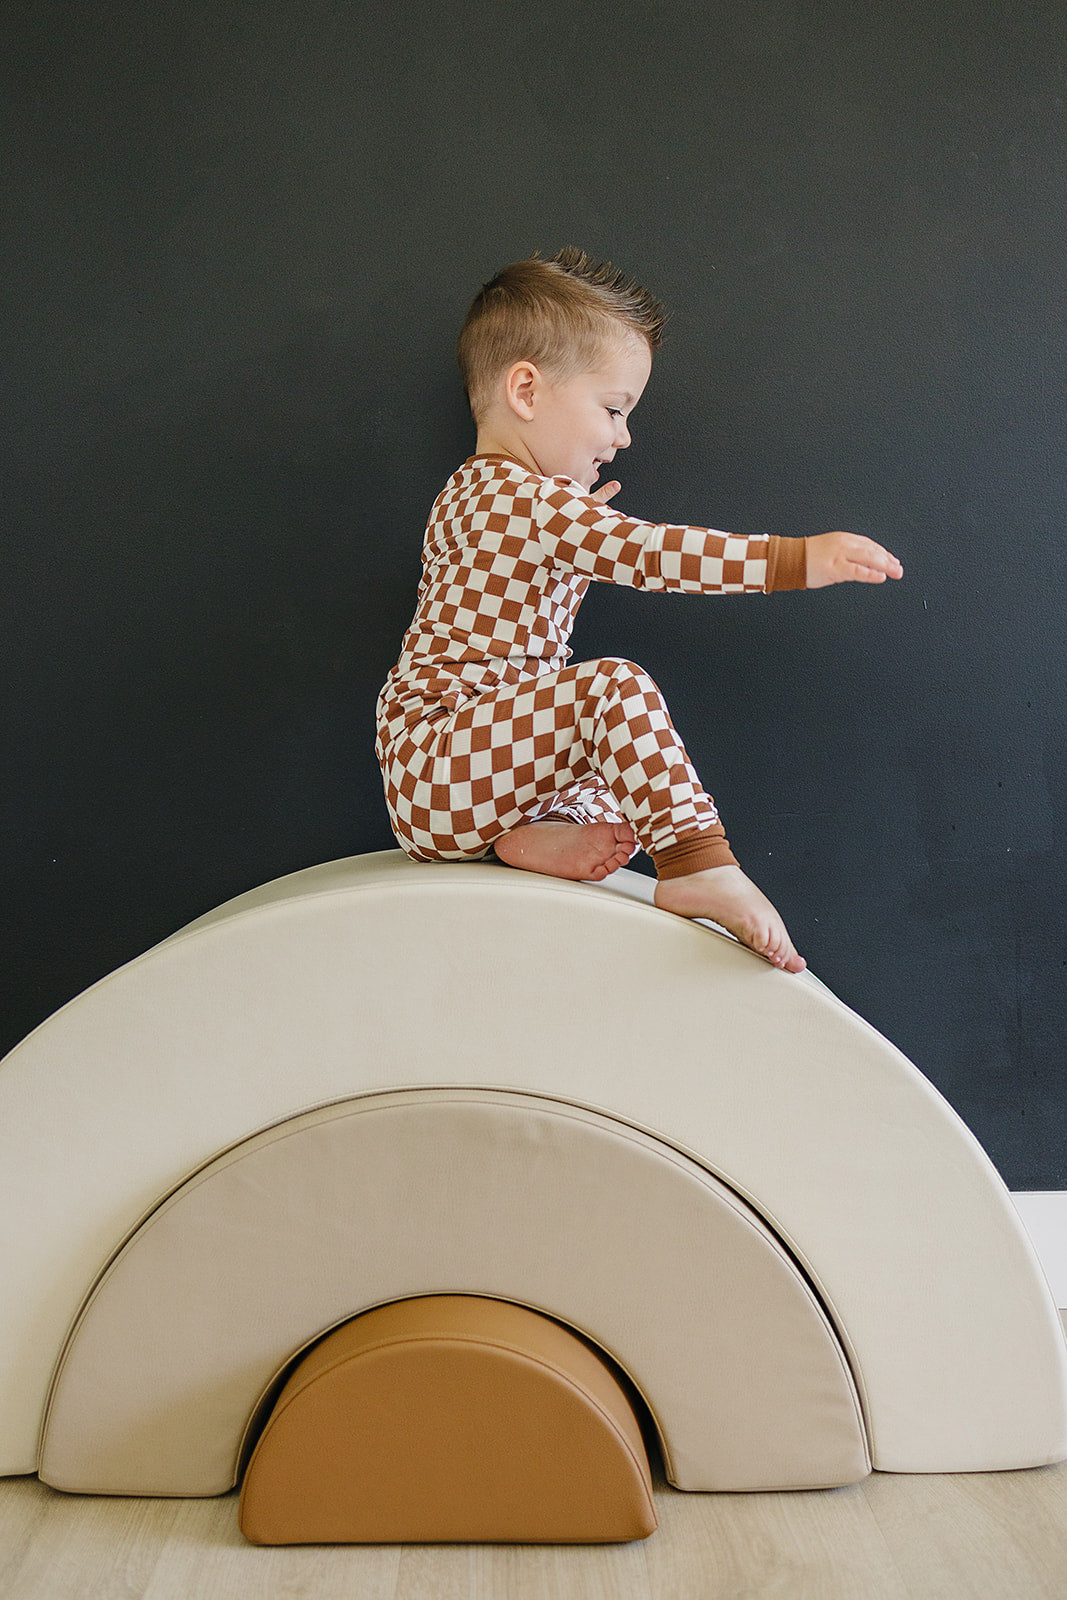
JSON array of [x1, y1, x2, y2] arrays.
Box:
[[6, 1317, 1067, 1600], [3, 1455, 1066, 1600]]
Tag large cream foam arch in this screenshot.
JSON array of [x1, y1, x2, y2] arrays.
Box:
[[1, 849, 1065, 1478]]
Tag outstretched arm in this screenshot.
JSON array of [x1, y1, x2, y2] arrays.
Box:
[[590, 482, 904, 592], [535, 476, 798, 594]]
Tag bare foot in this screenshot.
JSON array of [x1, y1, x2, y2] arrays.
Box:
[[493, 820, 636, 882], [654, 864, 806, 972]]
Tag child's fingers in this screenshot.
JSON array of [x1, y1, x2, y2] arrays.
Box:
[[838, 534, 902, 573], [861, 543, 903, 578], [807, 531, 904, 587], [853, 554, 904, 581], [589, 479, 621, 505], [843, 563, 889, 582]]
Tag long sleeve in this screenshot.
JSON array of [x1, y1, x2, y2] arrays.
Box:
[[533, 477, 806, 593]]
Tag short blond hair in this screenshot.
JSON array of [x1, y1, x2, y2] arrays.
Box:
[[456, 248, 667, 421]]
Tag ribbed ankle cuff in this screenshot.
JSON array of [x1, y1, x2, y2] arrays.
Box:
[[651, 828, 738, 878]]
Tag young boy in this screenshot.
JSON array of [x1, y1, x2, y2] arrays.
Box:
[[376, 249, 902, 972]]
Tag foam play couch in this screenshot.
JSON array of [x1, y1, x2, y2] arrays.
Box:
[[1, 851, 1064, 1542]]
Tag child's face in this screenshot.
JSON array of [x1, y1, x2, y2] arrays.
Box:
[[533, 332, 653, 492]]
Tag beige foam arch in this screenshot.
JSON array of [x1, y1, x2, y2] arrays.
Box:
[[38, 1090, 870, 1494], [1, 850, 1065, 1476]]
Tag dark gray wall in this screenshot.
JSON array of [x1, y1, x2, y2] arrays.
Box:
[[4, 0, 1065, 1184]]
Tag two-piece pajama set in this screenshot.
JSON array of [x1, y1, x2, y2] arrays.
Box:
[[375, 453, 806, 879]]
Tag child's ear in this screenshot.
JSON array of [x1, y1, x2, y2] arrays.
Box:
[[504, 360, 541, 421]]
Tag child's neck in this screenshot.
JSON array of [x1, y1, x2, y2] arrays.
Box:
[[473, 428, 541, 476]]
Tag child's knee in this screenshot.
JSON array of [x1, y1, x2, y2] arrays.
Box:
[[596, 655, 644, 678], [587, 656, 665, 709]]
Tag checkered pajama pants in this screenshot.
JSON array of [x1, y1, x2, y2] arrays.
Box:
[[381, 657, 728, 871]]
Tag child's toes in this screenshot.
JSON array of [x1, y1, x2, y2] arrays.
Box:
[[744, 924, 775, 962], [614, 823, 637, 857], [769, 932, 806, 973], [756, 921, 797, 970]]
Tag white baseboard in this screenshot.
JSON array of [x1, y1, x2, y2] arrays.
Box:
[[1011, 1192, 1067, 1308]]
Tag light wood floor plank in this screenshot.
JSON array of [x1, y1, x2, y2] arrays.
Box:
[[861, 1464, 1067, 1600], [393, 1535, 652, 1600], [647, 1470, 910, 1600], [2, 1458, 1066, 1600], [137, 1493, 402, 1600], [0, 1477, 179, 1600], [0, 1476, 54, 1596]]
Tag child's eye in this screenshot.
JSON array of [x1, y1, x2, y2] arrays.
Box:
[[606, 408, 623, 419]]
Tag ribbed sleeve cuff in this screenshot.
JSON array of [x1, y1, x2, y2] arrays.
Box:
[[651, 828, 738, 878], [765, 536, 807, 592]]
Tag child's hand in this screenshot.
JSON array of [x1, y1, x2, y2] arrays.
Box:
[[805, 531, 904, 588], [590, 479, 621, 505]]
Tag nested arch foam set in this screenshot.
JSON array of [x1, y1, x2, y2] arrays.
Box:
[[1, 851, 1065, 1540]]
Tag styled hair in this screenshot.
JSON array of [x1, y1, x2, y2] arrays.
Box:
[[456, 247, 667, 420]]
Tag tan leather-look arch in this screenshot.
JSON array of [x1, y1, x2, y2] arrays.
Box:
[[238, 1295, 659, 1545], [38, 1089, 870, 1495]]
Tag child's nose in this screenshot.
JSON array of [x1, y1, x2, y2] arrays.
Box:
[[616, 417, 631, 448]]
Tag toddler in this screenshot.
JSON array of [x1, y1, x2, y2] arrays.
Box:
[[375, 249, 902, 972]]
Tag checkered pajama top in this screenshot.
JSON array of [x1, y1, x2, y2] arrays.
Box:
[[376, 452, 807, 747]]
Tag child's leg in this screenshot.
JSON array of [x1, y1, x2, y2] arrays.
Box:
[[381, 699, 637, 872], [381, 657, 804, 969], [382, 657, 719, 862]]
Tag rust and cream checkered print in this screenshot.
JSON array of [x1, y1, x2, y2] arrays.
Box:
[[377, 455, 789, 865], [536, 480, 773, 593], [383, 456, 772, 687], [381, 656, 720, 861]]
